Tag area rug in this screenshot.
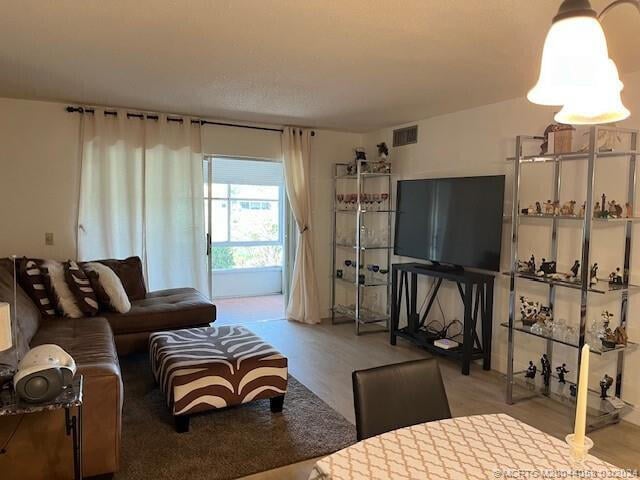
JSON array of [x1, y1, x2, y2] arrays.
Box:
[[115, 354, 356, 480]]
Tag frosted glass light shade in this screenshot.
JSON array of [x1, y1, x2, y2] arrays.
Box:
[[0, 302, 12, 352], [555, 59, 630, 125], [528, 16, 610, 106]]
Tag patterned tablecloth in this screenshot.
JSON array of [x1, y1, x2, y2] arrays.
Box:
[[309, 414, 637, 480]]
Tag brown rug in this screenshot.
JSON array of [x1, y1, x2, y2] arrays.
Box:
[[115, 354, 356, 480]]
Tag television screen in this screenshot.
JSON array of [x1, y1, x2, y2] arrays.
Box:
[[394, 175, 505, 271]]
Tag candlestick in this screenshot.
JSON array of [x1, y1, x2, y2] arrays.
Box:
[[566, 344, 593, 463]]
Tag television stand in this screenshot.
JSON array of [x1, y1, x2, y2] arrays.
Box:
[[390, 262, 494, 375], [413, 262, 464, 274]]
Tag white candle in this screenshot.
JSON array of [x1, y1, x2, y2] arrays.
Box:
[[574, 344, 590, 446], [0, 302, 11, 352]]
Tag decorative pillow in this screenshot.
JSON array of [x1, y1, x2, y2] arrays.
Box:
[[17, 257, 57, 318], [83, 262, 131, 314], [64, 261, 99, 316], [93, 257, 147, 301], [42, 260, 84, 319]]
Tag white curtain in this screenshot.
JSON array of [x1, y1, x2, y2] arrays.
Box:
[[282, 127, 320, 324], [78, 109, 207, 293]]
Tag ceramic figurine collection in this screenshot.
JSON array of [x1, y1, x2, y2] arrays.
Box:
[[520, 194, 632, 219], [516, 254, 622, 289], [588, 310, 628, 350], [524, 356, 615, 400], [345, 144, 391, 175]]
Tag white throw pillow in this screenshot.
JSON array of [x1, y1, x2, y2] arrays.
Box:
[[42, 260, 84, 319], [84, 262, 131, 314]]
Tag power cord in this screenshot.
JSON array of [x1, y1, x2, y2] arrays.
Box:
[[0, 414, 24, 455]]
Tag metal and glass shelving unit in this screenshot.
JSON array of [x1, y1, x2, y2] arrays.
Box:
[[505, 125, 638, 431], [330, 160, 393, 334]]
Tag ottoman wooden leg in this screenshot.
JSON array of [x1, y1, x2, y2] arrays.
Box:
[[175, 415, 190, 433], [270, 394, 285, 413]]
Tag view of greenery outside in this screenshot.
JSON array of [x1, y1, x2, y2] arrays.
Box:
[[208, 182, 283, 270]]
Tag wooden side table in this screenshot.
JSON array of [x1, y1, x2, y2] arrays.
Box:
[[0, 375, 84, 479]]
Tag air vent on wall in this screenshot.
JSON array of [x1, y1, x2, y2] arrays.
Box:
[[392, 125, 418, 147]]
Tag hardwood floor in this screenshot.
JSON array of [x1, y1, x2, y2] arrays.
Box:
[[237, 318, 640, 480], [214, 294, 284, 325]]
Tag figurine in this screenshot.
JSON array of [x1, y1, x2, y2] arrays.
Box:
[[537, 259, 557, 276], [597, 193, 609, 218], [525, 361, 537, 379], [553, 200, 561, 216], [614, 325, 628, 346], [600, 374, 614, 399], [590, 263, 599, 286], [569, 260, 580, 278], [354, 148, 367, 162], [519, 297, 553, 326], [541, 354, 551, 387], [535, 201, 542, 214], [608, 268, 623, 285], [560, 200, 576, 216], [556, 363, 569, 384], [608, 200, 623, 218], [625, 202, 633, 218], [602, 328, 618, 349], [376, 142, 389, 160], [579, 201, 586, 218], [570, 384, 577, 397], [594, 201, 601, 217], [528, 255, 536, 273], [544, 200, 554, 215], [601, 310, 614, 329]]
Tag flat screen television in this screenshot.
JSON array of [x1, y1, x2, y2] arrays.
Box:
[[394, 175, 505, 271]]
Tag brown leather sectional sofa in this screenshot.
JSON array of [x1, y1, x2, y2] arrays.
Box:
[[0, 257, 216, 479]]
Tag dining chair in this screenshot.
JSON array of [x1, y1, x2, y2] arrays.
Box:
[[352, 358, 451, 441]]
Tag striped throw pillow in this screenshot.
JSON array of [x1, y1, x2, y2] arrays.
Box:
[[64, 261, 99, 316], [17, 257, 57, 318]]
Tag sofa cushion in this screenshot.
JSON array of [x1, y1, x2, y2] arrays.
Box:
[[65, 261, 99, 316], [31, 316, 121, 378], [0, 262, 41, 367], [95, 257, 147, 301], [17, 257, 57, 318], [102, 288, 215, 335]]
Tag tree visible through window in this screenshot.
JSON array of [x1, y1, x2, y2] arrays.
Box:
[[204, 158, 284, 270]]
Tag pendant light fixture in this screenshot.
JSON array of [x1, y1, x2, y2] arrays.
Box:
[[528, 0, 639, 124]]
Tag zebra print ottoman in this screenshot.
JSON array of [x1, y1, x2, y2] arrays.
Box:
[[149, 325, 288, 432]]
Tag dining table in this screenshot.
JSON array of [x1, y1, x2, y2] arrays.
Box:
[[309, 413, 637, 480]]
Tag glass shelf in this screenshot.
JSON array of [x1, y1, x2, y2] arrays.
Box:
[[500, 321, 637, 355], [504, 214, 640, 223], [334, 276, 389, 288], [510, 371, 633, 430], [506, 150, 638, 163], [503, 271, 640, 295], [332, 304, 389, 324], [336, 243, 393, 250], [335, 209, 395, 213], [334, 172, 392, 179]]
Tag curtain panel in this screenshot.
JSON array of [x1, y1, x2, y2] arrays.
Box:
[[282, 127, 320, 324], [78, 110, 207, 293]]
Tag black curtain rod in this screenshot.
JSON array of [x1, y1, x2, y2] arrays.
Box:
[[66, 106, 315, 135]]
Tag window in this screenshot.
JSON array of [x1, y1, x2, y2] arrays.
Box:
[[205, 157, 284, 270]]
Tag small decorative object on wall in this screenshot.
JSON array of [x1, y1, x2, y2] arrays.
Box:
[[525, 361, 537, 379], [600, 374, 614, 399], [590, 263, 599, 286], [556, 363, 569, 384], [541, 354, 551, 387], [608, 268, 623, 285]]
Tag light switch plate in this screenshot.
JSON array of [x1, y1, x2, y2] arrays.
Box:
[[45, 232, 54, 246]]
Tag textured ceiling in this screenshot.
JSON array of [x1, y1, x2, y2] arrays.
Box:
[[1, 1, 638, 132]]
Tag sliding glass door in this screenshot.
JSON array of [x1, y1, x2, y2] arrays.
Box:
[[204, 156, 285, 299]]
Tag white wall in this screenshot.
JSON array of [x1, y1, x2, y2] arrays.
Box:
[[0, 98, 81, 260], [212, 267, 282, 298], [362, 70, 640, 425]]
